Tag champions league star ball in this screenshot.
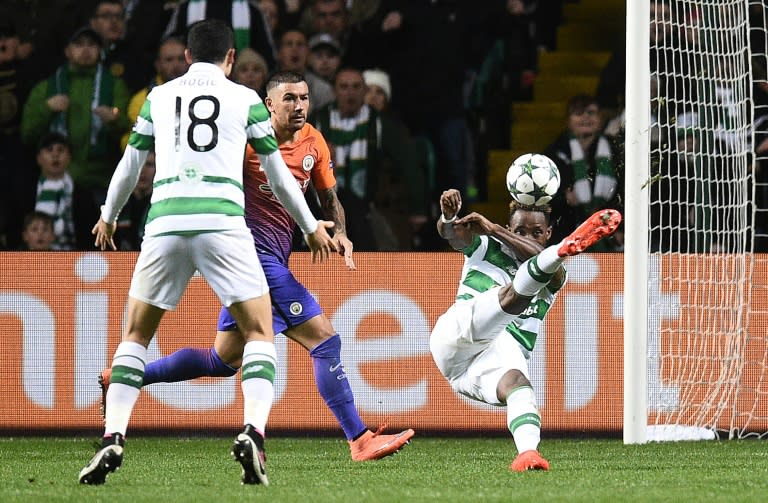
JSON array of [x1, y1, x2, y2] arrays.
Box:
[[505, 153, 561, 207]]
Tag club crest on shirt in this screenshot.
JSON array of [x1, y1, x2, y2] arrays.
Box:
[[179, 163, 203, 184], [290, 302, 303, 315], [302, 155, 314, 172]]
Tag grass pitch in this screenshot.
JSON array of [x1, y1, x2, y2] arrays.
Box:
[[1, 436, 766, 502]]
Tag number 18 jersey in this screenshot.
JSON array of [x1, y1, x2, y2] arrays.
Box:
[[128, 62, 279, 237]]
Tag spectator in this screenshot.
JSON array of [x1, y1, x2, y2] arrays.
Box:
[[276, 29, 334, 112], [119, 0, 183, 92], [544, 95, 621, 251], [19, 211, 56, 251], [362, 68, 391, 113], [308, 32, 342, 84], [596, 0, 690, 127], [367, 0, 484, 197], [121, 36, 188, 149], [310, 67, 426, 250], [2, 1, 90, 84], [8, 132, 99, 251], [162, 0, 277, 71], [89, 0, 146, 93], [256, 0, 282, 36], [114, 151, 156, 251], [302, 0, 349, 42], [499, 0, 538, 101], [231, 47, 269, 94], [20, 26, 131, 208], [363, 66, 434, 248], [650, 114, 709, 253], [0, 17, 33, 249]]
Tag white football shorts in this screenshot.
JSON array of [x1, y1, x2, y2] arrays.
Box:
[[430, 287, 530, 406], [128, 229, 268, 310]]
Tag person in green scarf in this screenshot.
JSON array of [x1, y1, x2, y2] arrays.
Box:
[[20, 26, 130, 206], [544, 94, 622, 251]]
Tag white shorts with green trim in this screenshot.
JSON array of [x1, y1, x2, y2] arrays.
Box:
[[128, 229, 268, 310], [430, 288, 530, 406]]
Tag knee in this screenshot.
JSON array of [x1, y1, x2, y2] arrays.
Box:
[[216, 363, 238, 378], [309, 333, 341, 358], [497, 369, 531, 403], [498, 285, 530, 315]]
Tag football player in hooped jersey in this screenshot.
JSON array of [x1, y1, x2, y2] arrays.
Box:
[[80, 21, 338, 487], [97, 71, 415, 462], [430, 189, 621, 472]]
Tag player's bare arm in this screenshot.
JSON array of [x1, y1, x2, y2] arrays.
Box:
[[487, 223, 544, 261], [317, 186, 356, 270], [437, 189, 472, 250], [92, 146, 149, 251]]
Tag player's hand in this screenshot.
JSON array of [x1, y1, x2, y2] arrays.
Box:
[[440, 189, 462, 220], [92, 218, 117, 251], [333, 232, 356, 270], [304, 220, 338, 263], [454, 212, 494, 235]]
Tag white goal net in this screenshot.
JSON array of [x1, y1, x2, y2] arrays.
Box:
[[625, 0, 768, 441]]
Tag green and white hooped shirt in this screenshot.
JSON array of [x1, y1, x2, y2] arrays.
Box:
[[456, 234, 565, 352], [128, 62, 279, 237]]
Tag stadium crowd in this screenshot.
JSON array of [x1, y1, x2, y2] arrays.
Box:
[[0, 0, 562, 252], [11, 0, 716, 254]]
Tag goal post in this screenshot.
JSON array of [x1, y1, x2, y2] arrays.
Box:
[[624, 0, 768, 442], [624, 0, 650, 445]]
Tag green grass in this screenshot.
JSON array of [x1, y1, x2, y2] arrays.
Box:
[[1, 437, 767, 502]]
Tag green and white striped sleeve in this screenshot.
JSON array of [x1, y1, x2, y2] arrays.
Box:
[[127, 99, 155, 151], [245, 102, 278, 154]]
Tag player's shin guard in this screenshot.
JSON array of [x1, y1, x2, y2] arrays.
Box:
[[104, 341, 146, 436], [513, 246, 562, 297], [506, 386, 542, 453], [310, 335, 367, 440], [241, 341, 276, 434]]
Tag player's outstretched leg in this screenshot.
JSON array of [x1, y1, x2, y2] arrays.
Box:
[[231, 424, 269, 486], [78, 433, 125, 484], [348, 424, 415, 461], [510, 449, 550, 472], [558, 209, 622, 257]]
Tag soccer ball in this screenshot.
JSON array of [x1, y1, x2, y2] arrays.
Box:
[[505, 153, 561, 207]]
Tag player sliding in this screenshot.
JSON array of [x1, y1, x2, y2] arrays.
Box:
[[430, 188, 621, 472], [98, 70, 414, 463]]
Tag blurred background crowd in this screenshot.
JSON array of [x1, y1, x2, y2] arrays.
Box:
[[4, 0, 762, 253]]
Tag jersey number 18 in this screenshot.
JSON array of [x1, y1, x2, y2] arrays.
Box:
[[175, 95, 220, 153]]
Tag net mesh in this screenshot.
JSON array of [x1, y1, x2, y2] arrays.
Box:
[[647, 0, 768, 439]]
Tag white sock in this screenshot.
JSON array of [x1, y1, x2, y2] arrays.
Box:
[[104, 341, 146, 436], [506, 386, 541, 453], [512, 245, 563, 297], [241, 340, 277, 435]]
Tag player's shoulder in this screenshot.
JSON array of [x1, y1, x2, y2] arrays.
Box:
[[301, 123, 329, 147]]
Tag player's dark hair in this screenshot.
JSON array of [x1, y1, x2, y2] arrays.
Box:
[[509, 200, 552, 225], [187, 19, 233, 64], [265, 70, 307, 93]]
